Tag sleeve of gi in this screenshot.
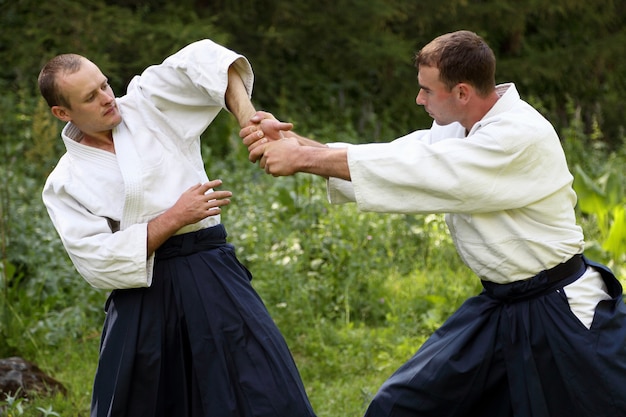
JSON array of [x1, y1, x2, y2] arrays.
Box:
[[130, 39, 254, 139], [326, 129, 433, 205], [42, 161, 152, 290], [343, 119, 573, 214]]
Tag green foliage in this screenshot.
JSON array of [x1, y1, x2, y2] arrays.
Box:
[[200, 0, 626, 144], [559, 99, 626, 275], [3, 0, 625, 146], [206, 0, 425, 139], [573, 160, 626, 267], [0, 0, 229, 96], [0, 390, 27, 416]]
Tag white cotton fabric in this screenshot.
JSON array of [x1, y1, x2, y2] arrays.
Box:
[[42, 40, 253, 290], [327, 84, 586, 284], [563, 267, 611, 328]]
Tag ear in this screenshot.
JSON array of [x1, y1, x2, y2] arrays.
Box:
[[455, 83, 472, 103], [51, 105, 72, 122]]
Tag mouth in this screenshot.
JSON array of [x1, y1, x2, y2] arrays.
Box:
[[103, 105, 117, 117]]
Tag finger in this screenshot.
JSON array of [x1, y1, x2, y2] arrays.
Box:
[[251, 110, 275, 123], [206, 198, 231, 209], [204, 179, 223, 188], [249, 143, 265, 163], [261, 119, 293, 131], [248, 137, 267, 152], [251, 129, 264, 142], [185, 183, 203, 193], [239, 125, 252, 139], [199, 180, 220, 194], [206, 190, 233, 200], [242, 133, 252, 146], [243, 132, 265, 147], [275, 121, 294, 131], [239, 123, 261, 139], [205, 207, 222, 216], [241, 127, 265, 146]]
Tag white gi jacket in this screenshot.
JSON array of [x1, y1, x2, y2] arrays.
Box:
[[42, 40, 253, 290], [328, 84, 586, 284]]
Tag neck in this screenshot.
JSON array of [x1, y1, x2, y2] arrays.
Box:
[[80, 131, 115, 153], [462, 91, 500, 132]]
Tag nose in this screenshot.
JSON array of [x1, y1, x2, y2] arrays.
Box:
[[416, 89, 425, 106], [100, 90, 114, 105]]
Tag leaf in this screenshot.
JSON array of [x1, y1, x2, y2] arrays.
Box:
[[604, 168, 625, 208], [1, 260, 17, 282], [573, 165, 607, 215], [602, 205, 626, 258]]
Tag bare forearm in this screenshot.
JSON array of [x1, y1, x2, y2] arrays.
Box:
[[288, 132, 326, 148], [291, 146, 351, 180], [146, 209, 184, 256], [250, 133, 351, 179], [225, 66, 256, 127]]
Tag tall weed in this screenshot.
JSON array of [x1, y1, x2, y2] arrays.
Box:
[[562, 100, 626, 277]]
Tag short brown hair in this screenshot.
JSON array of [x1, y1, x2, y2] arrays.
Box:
[[38, 54, 85, 108], [416, 30, 496, 97]]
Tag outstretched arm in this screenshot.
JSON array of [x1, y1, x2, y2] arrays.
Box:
[[250, 137, 351, 180]]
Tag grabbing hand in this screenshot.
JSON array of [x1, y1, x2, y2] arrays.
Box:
[[251, 137, 302, 177], [240, 111, 293, 162]]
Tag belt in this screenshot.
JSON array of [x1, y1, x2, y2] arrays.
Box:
[[543, 254, 585, 283], [481, 254, 587, 302], [155, 224, 228, 260]]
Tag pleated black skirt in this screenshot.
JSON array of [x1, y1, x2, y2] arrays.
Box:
[[90, 225, 316, 417], [365, 256, 626, 417]]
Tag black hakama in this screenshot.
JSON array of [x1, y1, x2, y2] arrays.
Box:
[[365, 256, 626, 417], [90, 225, 316, 417]]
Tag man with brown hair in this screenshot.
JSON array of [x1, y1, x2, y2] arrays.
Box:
[[242, 30, 626, 416]]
